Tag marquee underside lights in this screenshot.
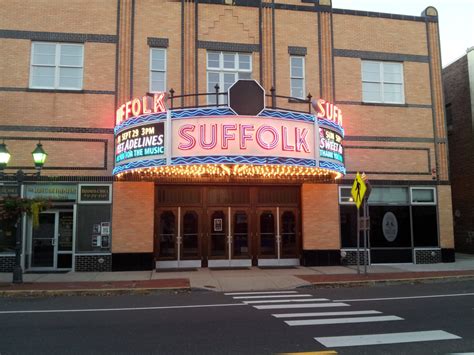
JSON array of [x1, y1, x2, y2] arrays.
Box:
[[116, 164, 342, 180], [113, 81, 346, 179]]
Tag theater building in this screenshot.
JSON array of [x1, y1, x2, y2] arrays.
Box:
[[0, 0, 454, 272]]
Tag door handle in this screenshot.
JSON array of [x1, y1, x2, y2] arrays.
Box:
[[51, 238, 56, 246]]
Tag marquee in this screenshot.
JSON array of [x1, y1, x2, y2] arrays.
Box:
[[113, 81, 345, 179]]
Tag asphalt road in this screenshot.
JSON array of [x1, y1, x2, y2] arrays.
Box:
[[0, 280, 473, 355]]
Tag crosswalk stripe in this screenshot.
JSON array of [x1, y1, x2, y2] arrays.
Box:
[[233, 294, 312, 299], [272, 310, 382, 318], [254, 303, 349, 310], [243, 298, 329, 304], [224, 291, 298, 296], [285, 315, 402, 326], [315, 330, 461, 347]]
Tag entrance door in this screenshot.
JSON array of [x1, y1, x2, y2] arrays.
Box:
[[232, 209, 251, 263], [180, 209, 202, 268], [156, 208, 203, 268], [257, 207, 300, 266], [30, 211, 74, 270], [31, 212, 56, 268], [257, 208, 278, 263], [280, 209, 299, 258], [207, 208, 227, 267]]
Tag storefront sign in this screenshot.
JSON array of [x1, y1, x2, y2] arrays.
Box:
[[319, 128, 344, 163], [0, 185, 18, 197], [79, 185, 111, 203], [115, 122, 165, 164], [25, 184, 77, 201]]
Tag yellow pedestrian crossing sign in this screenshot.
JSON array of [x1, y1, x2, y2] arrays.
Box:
[[351, 172, 367, 209]]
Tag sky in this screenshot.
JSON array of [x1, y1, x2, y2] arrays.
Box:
[[333, 0, 474, 67]]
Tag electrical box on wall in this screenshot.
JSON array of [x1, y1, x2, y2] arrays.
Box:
[[92, 235, 102, 247]]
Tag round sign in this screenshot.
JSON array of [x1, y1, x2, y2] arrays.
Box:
[[382, 212, 398, 242]]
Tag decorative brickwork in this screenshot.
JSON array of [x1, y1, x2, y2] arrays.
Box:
[[0, 30, 117, 43], [333, 49, 429, 63], [197, 40, 259, 53], [415, 249, 441, 264], [75, 254, 112, 272], [288, 46, 307, 56], [342, 250, 370, 266], [0, 255, 15, 272], [147, 37, 169, 48]]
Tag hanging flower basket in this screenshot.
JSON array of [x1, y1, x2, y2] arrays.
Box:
[[0, 197, 52, 228]]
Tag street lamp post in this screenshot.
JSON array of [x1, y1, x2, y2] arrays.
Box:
[[0, 141, 47, 284]]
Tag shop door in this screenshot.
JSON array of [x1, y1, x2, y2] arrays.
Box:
[[31, 212, 56, 269], [231, 209, 252, 266], [30, 211, 73, 270]]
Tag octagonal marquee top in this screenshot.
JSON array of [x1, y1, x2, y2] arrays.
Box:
[[228, 80, 265, 116]]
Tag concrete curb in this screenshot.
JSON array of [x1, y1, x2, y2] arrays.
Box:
[[297, 274, 474, 289], [0, 286, 191, 297]]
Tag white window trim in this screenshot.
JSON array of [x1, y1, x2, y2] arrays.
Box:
[[290, 56, 305, 99], [206, 51, 252, 104], [410, 187, 436, 205], [29, 42, 84, 90], [338, 186, 355, 205], [149, 48, 167, 93], [361, 60, 405, 104]]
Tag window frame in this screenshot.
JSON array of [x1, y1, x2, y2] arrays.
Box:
[[290, 55, 305, 99], [410, 187, 436, 205], [338, 186, 355, 205], [149, 47, 167, 93], [206, 51, 252, 104], [361, 60, 405, 104], [29, 42, 84, 90]]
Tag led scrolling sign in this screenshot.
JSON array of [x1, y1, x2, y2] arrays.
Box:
[[113, 82, 345, 178]]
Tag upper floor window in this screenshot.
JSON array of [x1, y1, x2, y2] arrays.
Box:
[[30, 42, 83, 90], [150, 48, 166, 92], [362, 61, 404, 104], [290, 56, 305, 99], [207, 51, 252, 104]]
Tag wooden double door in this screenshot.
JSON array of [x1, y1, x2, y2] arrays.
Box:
[[155, 206, 300, 268]]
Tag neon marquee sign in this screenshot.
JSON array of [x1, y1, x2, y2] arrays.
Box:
[[113, 88, 346, 177], [115, 93, 167, 125]]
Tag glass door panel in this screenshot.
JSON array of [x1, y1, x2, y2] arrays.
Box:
[[31, 213, 56, 268], [58, 212, 73, 251], [182, 211, 200, 258], [233, 211, 249, 257], [210, 210, 226, 257], [158, 211, 176, 258], [259, 210, 276, 256], [281, 210, 297, 257]]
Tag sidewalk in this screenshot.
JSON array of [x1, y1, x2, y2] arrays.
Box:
[[1, 253, 473, 295]]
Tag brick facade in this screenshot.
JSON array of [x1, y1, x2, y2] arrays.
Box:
[[0, 0, 455, 269], [443, 49, 474, 254]]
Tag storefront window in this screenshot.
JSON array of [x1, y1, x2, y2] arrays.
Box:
[[412, 206, 438, 247], [368, 187, 409, 204], [0, 218, 16, 253], [411, 187, 436, 204]]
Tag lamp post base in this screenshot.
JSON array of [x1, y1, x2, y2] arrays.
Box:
[[12, 265, 23, 284]]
